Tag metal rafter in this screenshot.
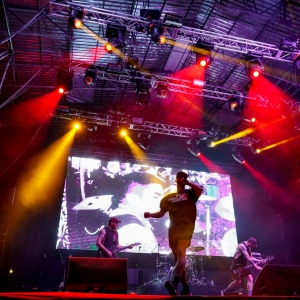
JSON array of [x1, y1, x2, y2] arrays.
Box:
[[48, 1, 300, 63]]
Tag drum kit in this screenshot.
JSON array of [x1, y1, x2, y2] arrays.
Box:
[[150, 245, 212, 286]]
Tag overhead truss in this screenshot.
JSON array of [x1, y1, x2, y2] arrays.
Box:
[[52, 108, 258, 147], [48, 1, 300, 63]]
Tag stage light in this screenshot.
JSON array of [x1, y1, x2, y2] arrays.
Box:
[[104, 23, 126, 53], [120, 129, 127, 137], [84, 65, 98, 85], [245, 53, 264, 79], [157, 81, 169, 98], [68, 6, 85, 29], [250, 142, 262, 154], [106, 63, 123, 73], [228, 94, 242, 112], [207, 137, 217, 148], [56, 69, 73, 94], [126, 56, 139, 69], [187, 139, 201, 157], [163, 13, 183, 27], [135, 73, 151, 105], [192, 79, 205, 86], [149, 24, 165, 43], [140, 9, 161, 20], [194, 40, 214, 68], [232, 149, 245, 164], [280, 36, 299, 51], [137, 133, 151, 151]]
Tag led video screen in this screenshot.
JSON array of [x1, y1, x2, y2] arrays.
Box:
[[56, 156, 237, 257]]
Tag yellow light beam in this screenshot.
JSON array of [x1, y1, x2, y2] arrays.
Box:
[[213, 128, 255, 146], [124, 135, 147, 162], [259, 135, 300, 152], [16, 129, 76, 208]]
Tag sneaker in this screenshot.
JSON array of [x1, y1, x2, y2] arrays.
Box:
[[181, 287, 192, 296], [165, 280, 177, 295]]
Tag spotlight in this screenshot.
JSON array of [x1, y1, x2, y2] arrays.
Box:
[[207, 138, 216, 148], [194, 40, 214, 68], [137, 133, 151, 150], [104, 23, 126, 53], [126, 56, 139, 69], [232, 151, 245, 164], [149, 24, 165, 44], [280, 36, 299, 51], [84, 65, 98, 85], [250, 142, 262, 154], [68, 6, 85, 29], [187, 139, 201, 157], [56, 69, 73, 94], [106, 63, 123, 73], [228, 94, 242, 112], [157, 82, 169, 98], [192, 79, 205, 86], [140, 9, 161, 20], [135, 73, 151, 105], [245, 53, 264, 79], [163, 13, 183, 27]]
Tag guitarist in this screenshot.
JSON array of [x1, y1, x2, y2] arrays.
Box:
[[221, 237, 266, 297], [96, 217, 133, 258]]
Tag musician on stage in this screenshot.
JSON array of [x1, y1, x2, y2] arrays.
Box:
[[221, 237, 266, 296], [144, 171, 203, 296], [96, 217, 133, 258]]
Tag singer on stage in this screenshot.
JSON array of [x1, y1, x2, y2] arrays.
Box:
[[144, 171, 203, 296]]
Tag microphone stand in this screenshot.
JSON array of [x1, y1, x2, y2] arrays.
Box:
[[57, 248, 66, 291], [145, 237, 165, 285], [132, 246, 141, 293]]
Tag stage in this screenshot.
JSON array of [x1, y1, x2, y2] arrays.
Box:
[[0, 291, 300, 300]]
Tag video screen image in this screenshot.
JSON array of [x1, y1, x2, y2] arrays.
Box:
[[56, 157, 238, 256]]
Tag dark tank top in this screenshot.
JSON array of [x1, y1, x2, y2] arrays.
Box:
[[97, 227, 118, 257]]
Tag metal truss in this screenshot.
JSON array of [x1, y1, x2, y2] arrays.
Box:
[[69, 145, 243, 173], [72, 66, 300, 112], [48, 1, 300, 63], [52, 108, 258, 147]]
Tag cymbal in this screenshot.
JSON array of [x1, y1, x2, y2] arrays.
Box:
[[188, 246, 205, 252]]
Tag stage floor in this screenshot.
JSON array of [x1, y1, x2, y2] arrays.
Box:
[[0, 291, 300, 300]]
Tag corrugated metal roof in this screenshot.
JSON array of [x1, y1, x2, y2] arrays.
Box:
[[1, 0, 300, 164]]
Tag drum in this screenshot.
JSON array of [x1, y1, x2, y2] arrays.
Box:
[[168, 265, 193, 282], [186, 256, 196, 268]]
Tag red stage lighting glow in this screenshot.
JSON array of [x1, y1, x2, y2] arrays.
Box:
[[58, 87, 65, 94], [252, 70, 261, 78], [199, 59, 207, 67]]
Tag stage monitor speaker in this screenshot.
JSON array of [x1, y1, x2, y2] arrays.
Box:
[[252, 264, 300, 296], [64, 257, 127, 294]]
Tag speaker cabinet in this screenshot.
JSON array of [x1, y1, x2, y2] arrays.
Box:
[[64, 257, 127, 293], [253, 265, 300, 296]]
